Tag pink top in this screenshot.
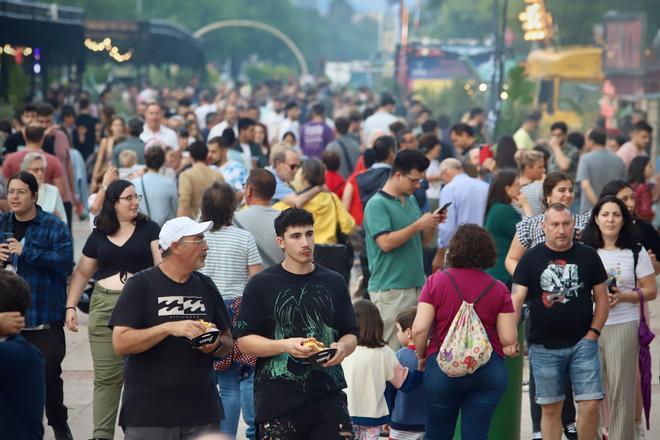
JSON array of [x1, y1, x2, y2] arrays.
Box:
[[617, 141, 647, 169], [419, 268, 514, 357]]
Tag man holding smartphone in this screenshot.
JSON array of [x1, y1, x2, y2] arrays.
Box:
[[0, 171, 73, 440], [363, 150, 445, 349]]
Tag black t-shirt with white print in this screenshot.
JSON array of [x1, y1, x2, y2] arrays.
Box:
[[108, 266, 231, 428], [512, 242, 608, 349], [234, 263, 359, 422]]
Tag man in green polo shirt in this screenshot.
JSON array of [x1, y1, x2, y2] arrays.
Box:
[[364, 150, 444, 349]]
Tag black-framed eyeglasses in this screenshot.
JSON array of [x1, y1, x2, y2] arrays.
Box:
[[403, 174, 423, 185], [286, 162, 300, 171], [118, 194, 143, 202]]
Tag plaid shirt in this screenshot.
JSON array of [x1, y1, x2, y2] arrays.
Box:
[[1, 207, 73, 327], [516, 211, 591, 248]]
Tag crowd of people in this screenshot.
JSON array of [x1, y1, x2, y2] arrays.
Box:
[[0, 79, 659, 440]]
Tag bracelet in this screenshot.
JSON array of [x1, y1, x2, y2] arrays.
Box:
[[589, 327, 601, 337], [66, 306, 76, 311]]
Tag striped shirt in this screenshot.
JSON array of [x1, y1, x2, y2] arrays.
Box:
[[516, 211, 591, 248], [201, 225, 262, 300]]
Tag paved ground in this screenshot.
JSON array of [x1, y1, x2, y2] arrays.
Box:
[[44, 217, 660, 439]]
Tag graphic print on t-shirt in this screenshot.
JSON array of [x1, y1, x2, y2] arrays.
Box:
[[605, 264, 621, 288], [237, 282, 344, 390], [540, 259, 584, 308], [158, 296, 207, 317]]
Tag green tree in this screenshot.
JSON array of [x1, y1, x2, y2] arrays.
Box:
[[52, 0, 379, 76]]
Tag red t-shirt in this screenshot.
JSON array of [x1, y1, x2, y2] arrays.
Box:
[[3, 150, 65, 186], [346, 171, 364, 225], [325, 170, 345, 198], [419, 268, 514, 357]]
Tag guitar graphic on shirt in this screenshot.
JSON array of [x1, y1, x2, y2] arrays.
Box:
[[539, 260, 584, 308]]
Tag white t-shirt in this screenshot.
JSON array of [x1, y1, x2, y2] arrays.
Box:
[[426, 158, 441, 200], [598, 246, 654, 326], [140, 124, 179, 150], [341, 345, 408, 420], [194, 103, 217, 129], [207, 121, 238, 141], [200, 225, 262, 300], [278, 118, 300, 146], [363, 110, 398, 144]]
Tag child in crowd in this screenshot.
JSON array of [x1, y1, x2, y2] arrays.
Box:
[[342, 300, 421, 440], [389, 307, 426, 440], [321, 150, 345, 197], [117, 149, 142, 180]]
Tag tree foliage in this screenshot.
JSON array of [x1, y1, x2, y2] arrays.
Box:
[[423, 0, 659, 46], [51, 0, 378, 75]]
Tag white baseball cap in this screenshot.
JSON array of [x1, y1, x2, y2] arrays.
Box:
[[159, 217, 213, 251]]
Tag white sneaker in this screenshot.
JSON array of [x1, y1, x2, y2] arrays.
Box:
[[532, 432, 542, 440]]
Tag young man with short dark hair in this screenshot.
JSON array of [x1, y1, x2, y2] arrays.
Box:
[[363, 150, 444, 348], [177, 140, 224, 219], [617, 120, 652, 169], [235, 117, 266, 169], [547, 121, 579, 180], [236, 208, 358, 439]]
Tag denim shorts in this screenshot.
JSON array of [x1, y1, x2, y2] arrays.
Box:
[[529, 338, 604, 405]]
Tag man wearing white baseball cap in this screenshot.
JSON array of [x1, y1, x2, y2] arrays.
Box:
[[109, 217, 233, 440]]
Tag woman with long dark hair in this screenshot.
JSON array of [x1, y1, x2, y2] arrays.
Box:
[[582, 196, 656, 439], [494, 136, 518, 170], [91, 115, 126, 193], [484, 169, 531, 285], [64, 179, 160, 440], [600, 180, 660, 275]]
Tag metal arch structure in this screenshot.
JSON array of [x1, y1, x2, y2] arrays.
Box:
[[194, 19, 309, 77]]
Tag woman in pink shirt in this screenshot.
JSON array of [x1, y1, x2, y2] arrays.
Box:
[[412, 224, 517, 439]]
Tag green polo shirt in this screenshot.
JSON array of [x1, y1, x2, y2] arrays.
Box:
[[364, 190, 426, 292]]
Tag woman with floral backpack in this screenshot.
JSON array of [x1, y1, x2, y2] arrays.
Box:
[[412, 224, 518, 439]]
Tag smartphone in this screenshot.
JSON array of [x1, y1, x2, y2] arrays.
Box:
[[607, 277, 617, 294], [0, 232, 12, 269], [435, 202, 452, 215]]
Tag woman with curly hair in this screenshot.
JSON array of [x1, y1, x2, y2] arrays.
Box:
[[412, 224, 517, 439]]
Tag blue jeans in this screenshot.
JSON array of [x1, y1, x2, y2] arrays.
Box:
[[423, 354, 507, 440], [217, 364, 255, 439], [529, 338, 604, 404]]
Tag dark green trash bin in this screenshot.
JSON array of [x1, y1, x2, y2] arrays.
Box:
[[452, 322, 525, 439]]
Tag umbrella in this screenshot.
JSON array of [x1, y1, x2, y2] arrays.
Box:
[[638, 290, 655, 430]]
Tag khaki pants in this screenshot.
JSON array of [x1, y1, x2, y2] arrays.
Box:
[[599, 320, 639, 440], [369, 287, 421, 350], [88, 283, 123, 439]]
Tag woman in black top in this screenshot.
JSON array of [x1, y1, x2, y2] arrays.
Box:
[[65, 179, 160, 440]]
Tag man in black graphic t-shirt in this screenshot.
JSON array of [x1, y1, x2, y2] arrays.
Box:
[[109, 217, 232, 439], [511, 204, 608, 440], [236, 208, 358, 440]]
